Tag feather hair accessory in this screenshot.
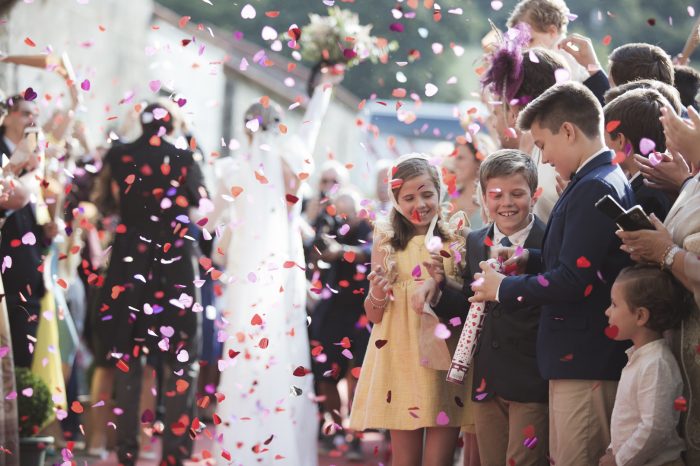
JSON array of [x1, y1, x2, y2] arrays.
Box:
[[480, 21, 532, 103]]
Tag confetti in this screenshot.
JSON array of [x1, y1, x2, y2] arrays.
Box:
[[639, 138, 655, 155], [604, 325, 619, 339]]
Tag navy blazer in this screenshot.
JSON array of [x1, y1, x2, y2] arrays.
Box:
[[583, 70, 611, 106], [433, 218, 548, 403], [499, 150, 633, 381], [631, 173, 672, 222]]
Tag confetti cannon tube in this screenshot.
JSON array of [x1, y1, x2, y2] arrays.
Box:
[[446, 259, 502, 385]]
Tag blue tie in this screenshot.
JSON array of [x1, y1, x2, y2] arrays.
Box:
[[500, 236, 512, 247]]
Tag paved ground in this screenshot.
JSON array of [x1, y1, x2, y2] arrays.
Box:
[[44, 431, 392, 466]]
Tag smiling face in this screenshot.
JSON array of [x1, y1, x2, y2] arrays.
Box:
[[395, 173, 439, 234], [530, 120, 580, 179], [483, 173, 535, 236]]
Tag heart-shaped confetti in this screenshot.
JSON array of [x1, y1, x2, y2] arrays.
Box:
[[23, 87, 37, 101], [604, 325, 619, 339], [21, 232, 36, 246], [639, 138, 655, 155], [434, 323, 451, 340], [241, 4, 256, 19]]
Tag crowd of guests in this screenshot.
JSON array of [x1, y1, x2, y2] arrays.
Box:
[[0, 0, 699, 465]]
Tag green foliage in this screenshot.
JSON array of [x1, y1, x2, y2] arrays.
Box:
[[15, 367, 53, 437], [156, 0, 699, 101]]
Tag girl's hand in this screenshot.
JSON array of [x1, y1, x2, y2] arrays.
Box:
[[411, 278, 438, 314], [422, 252, 445, 286], [598, 450, 616, 466], [368, 265, 393, 294], [616, 214, 674, 264]]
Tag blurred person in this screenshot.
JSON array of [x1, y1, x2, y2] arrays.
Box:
[[309, 189, 371, 461], [674, 65, 700, 110], [441, 141, 485, 229], [91, 101, 208, 466]]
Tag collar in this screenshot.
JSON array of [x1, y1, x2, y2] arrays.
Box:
[[625, 338, 665, 362], [569, 149, 613, 182], [493, 214, 535, 247]]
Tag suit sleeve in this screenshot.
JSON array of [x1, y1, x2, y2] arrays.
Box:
[[499, 180, 620, 308], [583, 70, 611, 106], [185, 155, 208, 206]]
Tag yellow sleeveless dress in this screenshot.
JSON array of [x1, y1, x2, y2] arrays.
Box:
[[350, 231, 474, 431]]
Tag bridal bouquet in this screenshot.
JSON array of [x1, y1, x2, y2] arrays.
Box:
[[298, 7, 396, 68]]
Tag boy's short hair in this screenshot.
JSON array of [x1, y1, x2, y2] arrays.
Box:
[[479, 149, 538, 195], [673, 65, 700, 109], [604, 79, 683, 114], [616, 265, 691, 333], [603, 88, 670, 155], [517, 81, 603, 139], [516, 48, 567, 105], [507, 0, 570, 34], [608, 43, 674, 86]]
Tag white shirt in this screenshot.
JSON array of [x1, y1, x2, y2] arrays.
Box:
[[610, 338, 685, 466], [492, 214, 535, 247]]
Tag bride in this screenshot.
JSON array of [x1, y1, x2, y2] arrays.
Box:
[[210, 70, 341, 465]]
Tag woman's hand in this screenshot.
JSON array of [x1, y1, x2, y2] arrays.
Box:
[[616, 214, 674, 264], [660, 104, 700, 166], [635, 151, 691, 195]]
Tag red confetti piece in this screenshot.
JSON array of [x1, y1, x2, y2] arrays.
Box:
[[584, 284, 593, 297], [576, 256, 591, 268], [340, 337, 351, 349], [602, 35, 612, 46], [522, 424, 535, 438], [285, 194, 299, 204], [292, 366, 310, 376], [375, 339, 388, 349], [250, 314, 263, 326], [70, 401, 83, 414], [560, 353, 574, 362], [259, 338, 269, 349], [674, 396, 688, 412], [484, 236, 494, 247], [613, 151, 627, 165], [116, 359, 129, 372], [386, 390, 392, 403], [343, 250, 356, 263], [604, 325, 619, 339], [606, 120, 621, 133], [230, 186, 243, 197], [178, 16, 191, 28], [24, 37, 36, 47], [265, 11, 280, 17], [350, 366, 361, 378]]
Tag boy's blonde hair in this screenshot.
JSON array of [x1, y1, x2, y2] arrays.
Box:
[[507, 0, 570, 34]]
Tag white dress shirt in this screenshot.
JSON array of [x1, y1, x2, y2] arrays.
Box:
[[610, 338, 685, 466], [493, 214, 535, 248]]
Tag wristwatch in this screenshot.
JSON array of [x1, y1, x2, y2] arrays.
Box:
[[663, 245, 682, 269]]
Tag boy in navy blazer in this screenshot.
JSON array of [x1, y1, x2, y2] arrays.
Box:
[[471, 82, 634, 466], [428, 150, 550, 465]]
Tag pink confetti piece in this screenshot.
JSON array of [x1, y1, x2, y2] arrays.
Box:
[[152, 108, 168, 120], [639, 138, 655, 155], [411, 264, 422, 278], [338, 224, 350, 235], [21, 388, 33, 397], [148, 80, 161, 93], [689, 6, 696, 16], [434, 323, 451, 340], [160, 326, 175, 338], [449, 317, 462, 327], [80, 79, 90, 91], [537, 275, 550, 287], [177, 349, 189, 362], [436, 411, 450, 425], [425, 83, 438, 97], [341, 349, 353, 359], [491, 0, 503, 10], [554, 68, 570, 83], [649, 151, 663, 166], [21, 232, 36, 245]]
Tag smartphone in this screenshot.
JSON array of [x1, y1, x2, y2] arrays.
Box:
[[595, 194, 654, 231]]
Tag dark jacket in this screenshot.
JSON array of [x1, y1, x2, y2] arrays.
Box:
[[631, 173, 672, 222], [499, 151, 633, 381], [583, 70, 611, 106], [92, 134, 207, 358], [434, 218, 548, 403]]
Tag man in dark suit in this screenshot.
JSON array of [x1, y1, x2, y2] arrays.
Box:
[[472, 82, 634, 466], [92, 102, 208, 466], [603, 88, 674, 221], [429, 150, 549, 465], [0, 94, 58, 368]]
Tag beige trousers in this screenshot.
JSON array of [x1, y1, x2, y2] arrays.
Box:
[[549, 379, 618, 466], [473, 396, 549, 466]]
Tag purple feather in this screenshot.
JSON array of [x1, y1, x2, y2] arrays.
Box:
[[481, 23, 531, 102]]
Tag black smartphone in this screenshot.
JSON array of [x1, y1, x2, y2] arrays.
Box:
[[594, 194, 654, 231]]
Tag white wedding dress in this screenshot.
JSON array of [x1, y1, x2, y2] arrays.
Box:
[[212, 84, 332, 466]]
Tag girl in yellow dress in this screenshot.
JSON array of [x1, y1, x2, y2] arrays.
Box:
[[350, 153, 473, 466]]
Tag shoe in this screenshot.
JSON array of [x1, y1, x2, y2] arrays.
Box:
[[345, 437, 364, 462], [319, 433, 344, 455]]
